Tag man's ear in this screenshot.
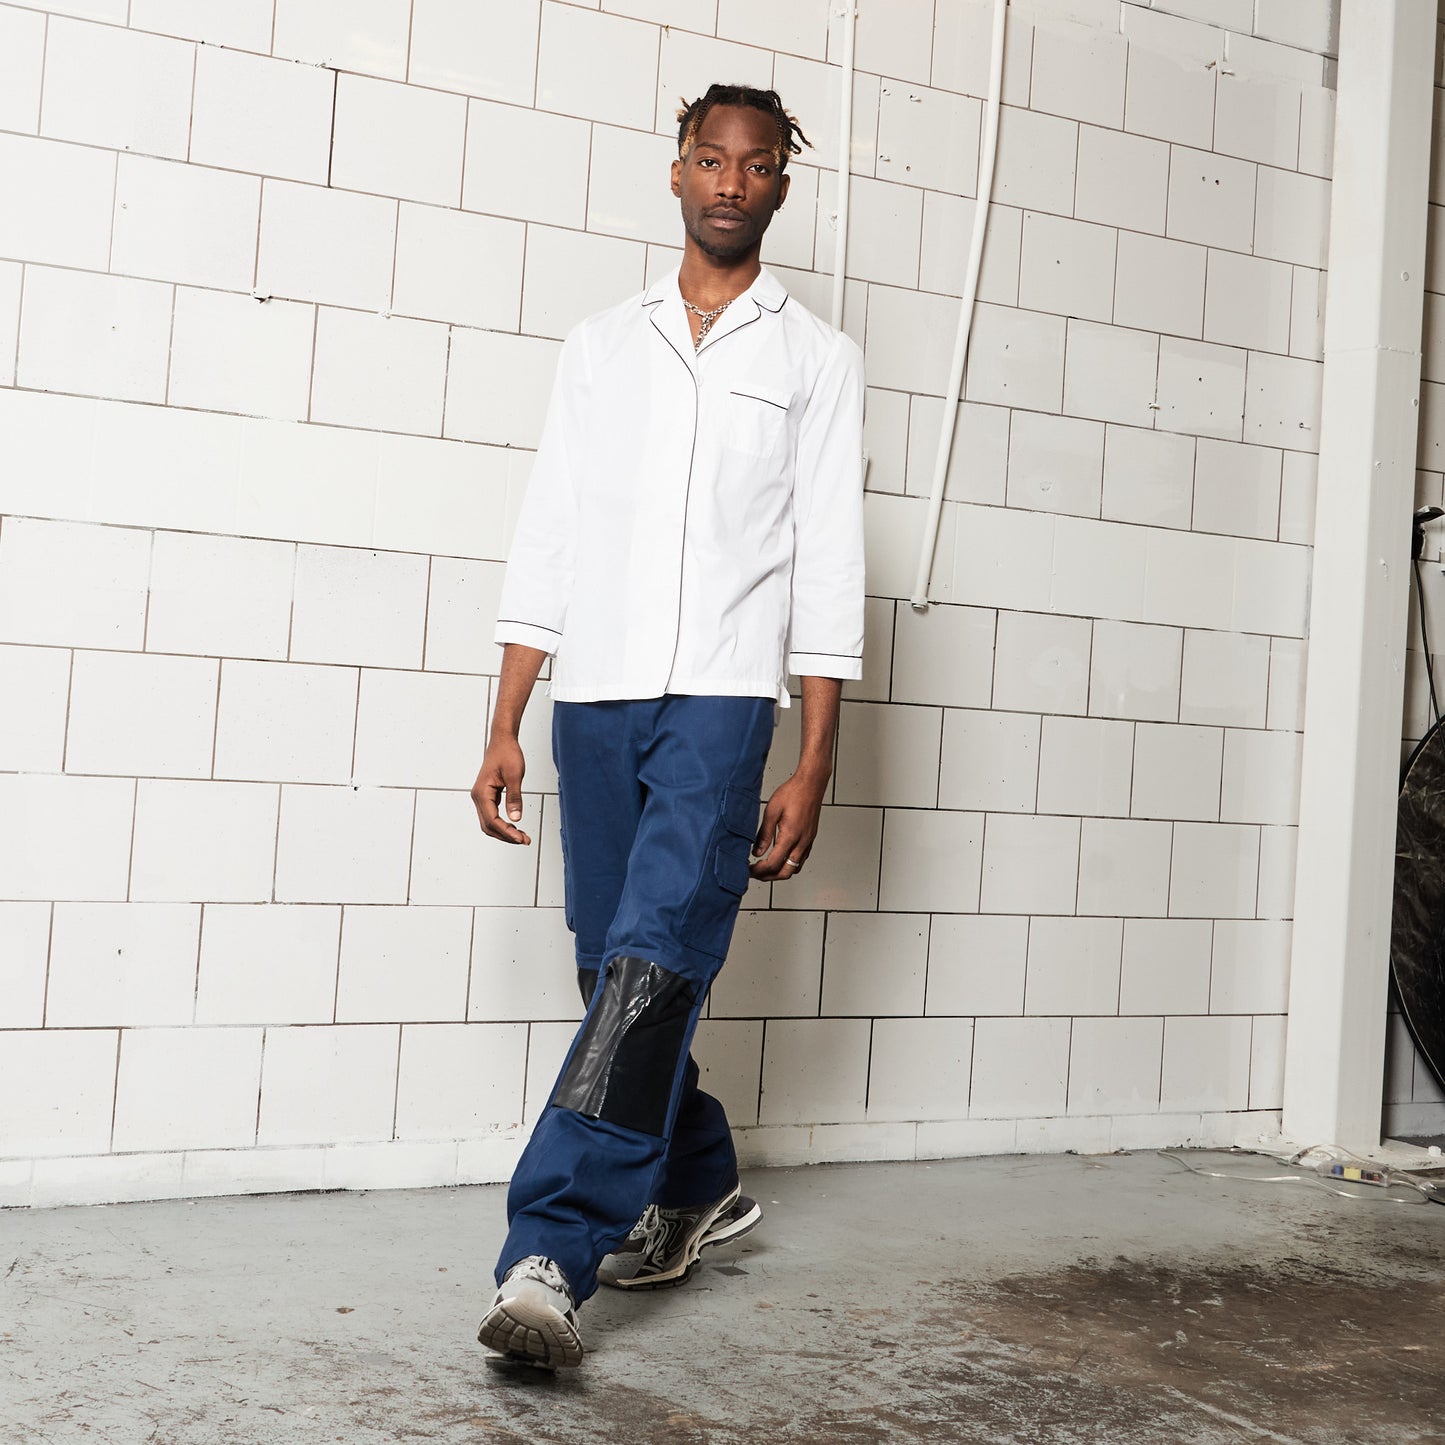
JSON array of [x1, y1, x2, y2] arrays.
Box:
[[776, 170, 791, 210], [670, 157, 683, 197]]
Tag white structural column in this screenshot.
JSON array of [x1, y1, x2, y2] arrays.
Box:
[[1283, 0, 1435, 1150]]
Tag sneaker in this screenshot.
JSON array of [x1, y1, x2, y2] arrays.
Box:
[[477, 1256, 584, 1369], [597, 1185, 763, 1290]]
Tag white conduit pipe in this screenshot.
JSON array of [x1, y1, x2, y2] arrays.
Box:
[[830, 1, 857, 330], [909, 0, 1007, 610]]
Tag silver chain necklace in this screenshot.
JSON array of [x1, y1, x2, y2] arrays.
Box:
[[682, 296, 733, 348]]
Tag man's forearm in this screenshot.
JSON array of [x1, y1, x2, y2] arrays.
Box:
[[795, 675, 842, 782], [491, 644, 549, 739]]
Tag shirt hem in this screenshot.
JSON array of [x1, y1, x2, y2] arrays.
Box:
[[551, 678, 785, 704], [787, 652, 864, 681], [494, 620, 562, 654]]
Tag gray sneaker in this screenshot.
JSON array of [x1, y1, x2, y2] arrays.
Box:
[[597, 1185, 762, 1290], [477, 1256, 584, 1369]]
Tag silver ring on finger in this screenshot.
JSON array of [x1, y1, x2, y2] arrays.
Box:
[[785, 856, 804, 869]]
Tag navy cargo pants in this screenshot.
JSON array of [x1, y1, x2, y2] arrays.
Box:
[[495, 694, 775, 1303]]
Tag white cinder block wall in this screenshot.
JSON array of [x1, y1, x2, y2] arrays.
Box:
[[0, 0, 1342, 1208]]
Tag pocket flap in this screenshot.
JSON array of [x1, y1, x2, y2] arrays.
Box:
[[714, 834, 753, 897], [722, 785, 761, 840]]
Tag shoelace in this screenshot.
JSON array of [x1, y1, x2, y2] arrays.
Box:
[[513, 1257, 570, 1296], [628, 1204, 666, 1248]]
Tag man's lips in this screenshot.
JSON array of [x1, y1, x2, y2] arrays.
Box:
[[706, 209, 747, 227]]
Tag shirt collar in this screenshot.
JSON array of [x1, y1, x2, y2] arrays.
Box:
[[641, 265, 789, 315], [642, 266, 788, 366]]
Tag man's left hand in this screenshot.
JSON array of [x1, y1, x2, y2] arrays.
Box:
[[750, 770, 827, 882]]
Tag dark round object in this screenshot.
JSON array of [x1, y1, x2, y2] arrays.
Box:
[[1392, 716, 1445, 1091]]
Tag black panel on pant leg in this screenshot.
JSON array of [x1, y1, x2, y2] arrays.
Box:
[[552, 955, 698, 1136], [577, 968, 599, 1007]]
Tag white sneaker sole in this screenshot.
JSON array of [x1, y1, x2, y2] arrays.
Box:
[[701, 1197, 762, 1250], [477, 1295, 584, 1369]]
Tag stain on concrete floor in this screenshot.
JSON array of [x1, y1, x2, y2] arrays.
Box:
[[942, 1258, 1445, 1444], [3, 1151, 1444, 1444]]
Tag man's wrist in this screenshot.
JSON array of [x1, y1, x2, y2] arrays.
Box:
[[794, 754, 833, 787]]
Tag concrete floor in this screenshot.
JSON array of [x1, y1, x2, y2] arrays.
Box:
[[3, 1151, 1444, 1445]]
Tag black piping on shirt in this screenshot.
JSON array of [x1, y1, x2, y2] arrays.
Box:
[[498, 618, 563, 635], [731, 389, 789, 410]]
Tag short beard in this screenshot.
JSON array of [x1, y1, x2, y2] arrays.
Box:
[[682, 208, 764, 262]]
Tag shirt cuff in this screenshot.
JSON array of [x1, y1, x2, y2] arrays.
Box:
[[495, 619, 563, 655], [788, 651, 863, 681]]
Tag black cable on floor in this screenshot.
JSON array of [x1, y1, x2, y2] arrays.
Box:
[[1415, 555, 1440, 730]]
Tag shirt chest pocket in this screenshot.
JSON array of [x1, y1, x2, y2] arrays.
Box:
[[726, 385, 791, 459]]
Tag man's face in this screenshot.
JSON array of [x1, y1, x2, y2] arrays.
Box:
[[671, 105, 791, 263]]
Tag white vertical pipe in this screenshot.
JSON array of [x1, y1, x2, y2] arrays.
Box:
[[830, 1, 857, 331], [909, 0, 1006, 610], [1282, 0, 1434, 1151]]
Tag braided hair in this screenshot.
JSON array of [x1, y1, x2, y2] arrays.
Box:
[[676, 84, 812, 169]]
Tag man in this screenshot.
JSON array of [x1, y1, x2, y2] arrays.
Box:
[[471, 83, 865, 1370]]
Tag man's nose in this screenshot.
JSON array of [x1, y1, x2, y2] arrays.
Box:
[[715, 168, 744, 196]]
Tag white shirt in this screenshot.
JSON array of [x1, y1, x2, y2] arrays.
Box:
[[494, 266, 866, 705]]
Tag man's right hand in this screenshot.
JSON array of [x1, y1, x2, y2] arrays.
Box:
[[472, 734, 531, 845]]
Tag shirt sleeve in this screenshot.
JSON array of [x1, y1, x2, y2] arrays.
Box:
[[493, 329, 587, 656], [786, 330, 866, 681]]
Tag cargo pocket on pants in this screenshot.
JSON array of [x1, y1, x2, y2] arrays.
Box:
[[680, 784, 760, 960]]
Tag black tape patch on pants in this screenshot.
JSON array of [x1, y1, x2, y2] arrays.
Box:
[[552, 956, 697, 1137]]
